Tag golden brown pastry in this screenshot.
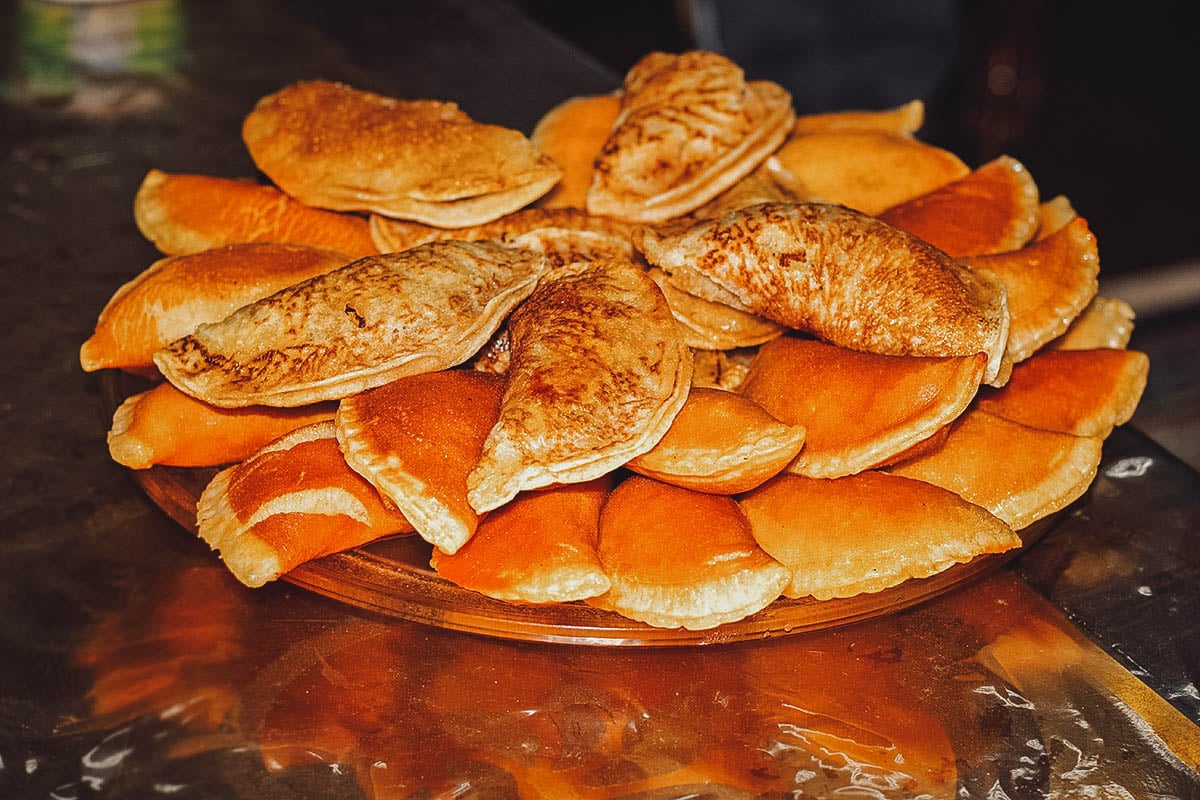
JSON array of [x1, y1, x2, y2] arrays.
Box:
[[972, 348, 1149, 438], [430, 477, 613, 603], [887, 409, 1104, 530], [739, 337, 987, 478], [636, 202, 1011, 384], [624, 387, 805, 494], [591, 475, 789, 629], [530, 92, 622, 209], [155, 241, 550, 408], [108, 381, 335, 469], [963, 216, 1100, 363], [586, 51, 794, 223], [81, 243, 350, 373], [196, 421, 414, 587], [647, 268, 785, 351], [336, 370, 504, 554], [1050, 296, 1136, 350], [133, 169, 379, 258], [877, 155, 1041, 257], [368, 206, 636, 265], [242, 80, 561, 227], [790, 98, 926, 137], [739, 471, 1020, 599], [466, 259, 692, 512]]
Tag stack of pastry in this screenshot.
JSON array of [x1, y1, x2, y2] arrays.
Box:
[[83, 51, 1148, 631]]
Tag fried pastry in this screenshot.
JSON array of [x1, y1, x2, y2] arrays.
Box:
[[1050, 296, 1136, 350], [887, 409, 1104, 530], [430, 477, 613, 603], [647, 268, 785, 350], [768, 128, 969, 214], [690, 348, 756, 392], [586, 51, 795, 223], [133, 170, 378, 258], [336, 370, 504, 554], [877, 155, 1041, 257], [242, 80, 562, 227], [196, 421, 413, 587], [155, 241, 550, 407], [739, 337, 987, 478], [964, 216, 1100, 363], [592, 476, 789, 629], [108, 381, 335, 469], [972, 348, 1149, 438], [530, 92, 622, 209], [1036, 195, 1078, 240], [369, 206, 636, 266], [81, 243, 350, 372], [739, 471, 1020, 600], [636, 202, 1011, 384], [624, 387, 805, 494], [791, 98, 926, 137], [467, 259, 692, 512]]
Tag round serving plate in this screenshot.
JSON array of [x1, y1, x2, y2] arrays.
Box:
[[102, 370, 1052, 646]]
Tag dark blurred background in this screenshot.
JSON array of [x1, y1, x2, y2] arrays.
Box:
[[515, 0, 1200, 287]]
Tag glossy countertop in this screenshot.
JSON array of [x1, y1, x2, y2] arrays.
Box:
[[2, 1, 1199, 797]]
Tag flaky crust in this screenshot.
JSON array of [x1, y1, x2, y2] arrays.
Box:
[[637, 202, 1010, 384], [242, 81, 561, 226], [155, 241, 550, 407], [586, 51, 795, 223], [467, 259, 692, 512]]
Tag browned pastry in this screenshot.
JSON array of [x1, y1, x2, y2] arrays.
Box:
[[108, 381, 335, 469], [530, 92, 623, 209], [591, 475, 789, 629], [242, 80, 562, 227], [430, 476, 613, 603], [336, 370, 505, 554], [133, 169, 379, 258], [196, 421, 414, 587], [636, 202, 1011, 384], [368, 206, 637, 265], [81, 243, 351, 372], [155, 241, 550, 407], [790, 98, 926, 137], [646, 268, 785, 351], [877, 155, 1041, 257], [739, 337, 987, 478], [586, 51, 795, 223], [739, 471, 1020, 599], [467, 259, 692, 512]]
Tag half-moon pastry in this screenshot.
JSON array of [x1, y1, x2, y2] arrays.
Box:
[[133, 169, 378, 258], [369, 206, 636, 266], [530, 92, 622, 210], [964, 217, 1099, 363], [647, 268, 785, 350], [196, 421, 414, 587], [586, 51, 795, 223], [154, 241, 551, 407], [1050, 296, 1136, 351], [466, 259, 692, 512], [877, 155, 1041, 257], [592, 475, 789, 629], [108, 381, 335, 469], [972, 348, 1149, 438], [768, 128, 969, 214], [242, 80, 562, 227], [624, 387, 806, 494], [887, 409, 1104, 530], [739, 471, 1020, 600], [430, 477, 613, 603], [336, 370, 504, 554], [791, 98, 926, 137], [1036, 195, 1078, 240], [739, 337, 987, 478], [81, 243, 351, 372], [636, 202, 1011, 384]]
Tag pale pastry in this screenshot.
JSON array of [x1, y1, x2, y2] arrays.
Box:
[[586, 51, 795, 223], [155, 241, 550, 407], [196, 421, 413, 587], [81, 243, 350, 372], [647, 268, 785, 351], [133, 169, 379, 258], [467, 259, 692, 512], [636, 202, 1011, 384], [1051, 297, 1136, 351], [242, 80, 561, 227]]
